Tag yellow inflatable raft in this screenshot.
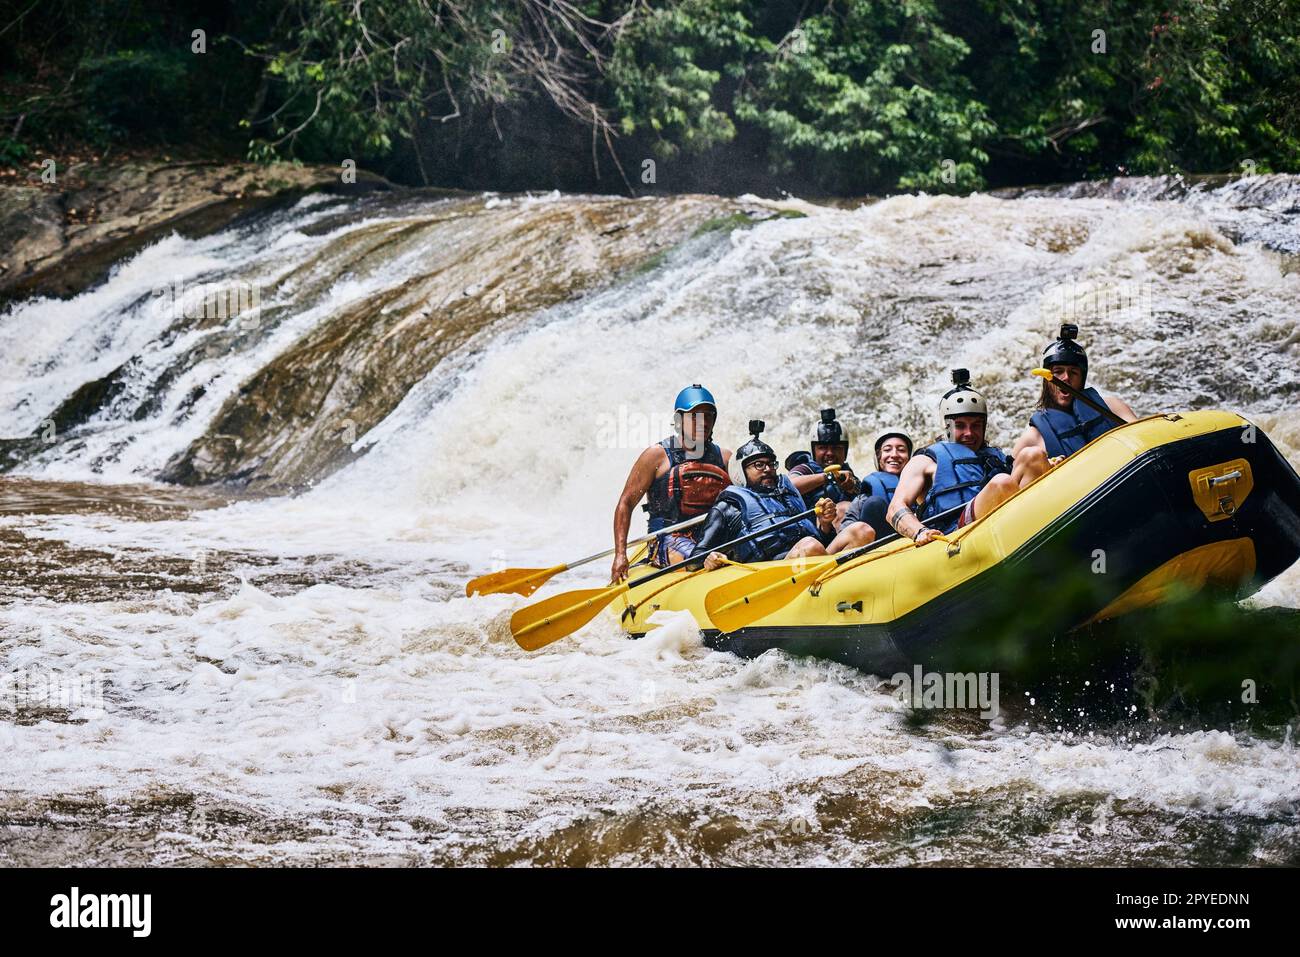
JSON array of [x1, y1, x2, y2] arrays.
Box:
[[616, 411, 1300, 673]]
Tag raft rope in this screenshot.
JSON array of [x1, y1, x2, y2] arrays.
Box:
[[622, 557, 763, 622]]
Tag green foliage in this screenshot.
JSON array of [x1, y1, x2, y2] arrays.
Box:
[[2, 0, 1298, 190], [960, 0, 1300, 179], [0, 138, 31, 167], [80, 50, 194, 141], [734, 1, 993, 191], [606, 0, 757, 156]]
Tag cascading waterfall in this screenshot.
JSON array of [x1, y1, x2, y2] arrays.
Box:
[[1, 177, 1298, 866]]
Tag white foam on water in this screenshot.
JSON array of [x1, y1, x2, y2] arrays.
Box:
[[2, 184, 1299, 863]]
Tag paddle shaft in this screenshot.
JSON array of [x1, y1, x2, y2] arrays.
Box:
[[622, 504, 823, 590], [1034, 368, 1125, 426], [573, 513, 706, 569], [831, 500, 968, 567]]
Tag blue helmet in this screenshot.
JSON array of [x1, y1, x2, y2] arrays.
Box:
[[674, 384, 717, 413]]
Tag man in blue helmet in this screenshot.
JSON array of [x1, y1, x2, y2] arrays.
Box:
[[611, 384, 733, 580], [692, 421, 838, 569], [886, 370, 1049, 545], [1012, 324, 1136, 468]]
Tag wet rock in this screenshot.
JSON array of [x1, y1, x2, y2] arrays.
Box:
[[0, 160, 393, 304], [160, 193, 745, 489]]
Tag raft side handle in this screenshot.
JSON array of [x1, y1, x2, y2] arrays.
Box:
[[1188, 458, 1252, 522], [1207, 470, 1242, 487], [835, 600, 863, 614]]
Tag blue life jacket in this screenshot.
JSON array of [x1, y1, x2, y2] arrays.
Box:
[[1029, 388, 1117, 458], [792, 459, 856, 507], [721, 474, 819, 562], [918, 442, 1011, 532], [645, 435, 727, 531], [859, 469, 900, 501]]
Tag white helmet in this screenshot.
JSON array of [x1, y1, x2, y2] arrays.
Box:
[[939, 369, 989, 431], [871, 428, 913, 468]]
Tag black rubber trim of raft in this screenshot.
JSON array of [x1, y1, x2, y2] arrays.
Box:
[[643, 425, 1300, 674]]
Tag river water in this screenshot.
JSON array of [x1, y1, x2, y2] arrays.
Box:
[[2, 179, 1298, 865]]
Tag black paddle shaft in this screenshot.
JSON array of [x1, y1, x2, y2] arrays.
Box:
[[622, 505, 822, 589], [831, 500, 967, 567], [1040, 371, 1125, 425]]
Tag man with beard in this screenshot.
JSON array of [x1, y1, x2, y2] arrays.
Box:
[[611, 384, 732, 579], [688, 421, 837, 570]]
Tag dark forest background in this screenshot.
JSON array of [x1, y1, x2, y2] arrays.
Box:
[[2, 0, 1298, 195]]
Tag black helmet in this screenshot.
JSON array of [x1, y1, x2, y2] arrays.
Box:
[[1043, 324, 1088, 382], [811, 408, 850, 451], [731, 420, 777, 486]]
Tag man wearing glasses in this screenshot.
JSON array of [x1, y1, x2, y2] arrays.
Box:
[[684, 421, 837, 570]]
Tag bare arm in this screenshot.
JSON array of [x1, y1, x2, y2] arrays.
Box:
[[885, 455, 936, 542], [1106, 395, 1138, 423], [789, 469, 827, 496], [611, 446, 664, 580]]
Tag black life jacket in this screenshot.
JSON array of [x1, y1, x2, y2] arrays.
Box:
[[645, 436, 729, 531], [1029, 388, 1118, 458]]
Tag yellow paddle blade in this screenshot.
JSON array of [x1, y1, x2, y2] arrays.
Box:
[[704, 559, 834, 633], [465, 564, 565, 597], [1031, 367, 1053, 380], [510, 582, 626, 651]]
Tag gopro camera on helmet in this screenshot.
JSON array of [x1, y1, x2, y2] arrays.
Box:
[[951, 368, 971, 387], [748, 419, 765, 436], [1059, 323, 1079, 341], [820, 408, 836, 424]]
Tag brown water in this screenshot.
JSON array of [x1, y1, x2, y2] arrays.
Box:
[[1, 180, 1299, 866]]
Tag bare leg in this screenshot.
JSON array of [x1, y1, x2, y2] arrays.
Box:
[[785, 536, 829, 559], [971, 473, 1018, 521], [1012, 445, 1051, 489], [833, 500, 853, 532], [827, 522, 874, 555]]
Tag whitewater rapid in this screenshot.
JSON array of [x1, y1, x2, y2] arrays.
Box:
[[2, 180, 1298, 864]]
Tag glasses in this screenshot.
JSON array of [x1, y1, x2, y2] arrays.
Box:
[[747, 459, 777, 471]]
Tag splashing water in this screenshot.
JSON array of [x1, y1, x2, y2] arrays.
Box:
[[1, 180, 1298, 865]]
